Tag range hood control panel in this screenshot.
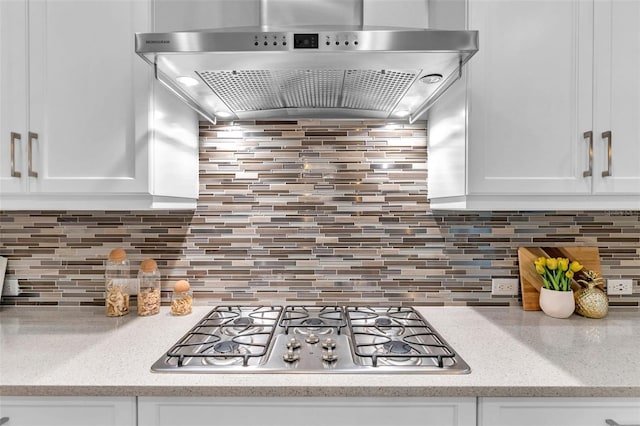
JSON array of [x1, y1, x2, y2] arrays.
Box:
[[252, 32, 360, 51]]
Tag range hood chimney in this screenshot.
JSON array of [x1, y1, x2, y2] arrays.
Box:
[[135, 0, 478, 124]]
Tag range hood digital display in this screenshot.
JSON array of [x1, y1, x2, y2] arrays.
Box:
[[293, 33, 319, 48]]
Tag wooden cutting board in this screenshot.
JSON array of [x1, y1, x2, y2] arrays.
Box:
[[517, 247, 602, 311]]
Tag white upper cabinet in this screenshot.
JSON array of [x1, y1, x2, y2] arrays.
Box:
[[592, 0, 640, 195], [0, 0, 28, 194], [427, 0, 640, 210], [466, 0, 593, 196], [27, 0, 147, 195], [0, 0, 198, 210]]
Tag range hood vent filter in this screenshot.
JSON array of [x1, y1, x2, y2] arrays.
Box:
[[198, 70, 285, 111], [197, 69, 417, 113], [342, 69, 416, 111]]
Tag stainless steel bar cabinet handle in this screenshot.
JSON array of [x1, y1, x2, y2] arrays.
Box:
[[28, 131, 38, 178], [583, 130, 593, 177], [601, 130, 612, 177], [10, 132, 22, 178]]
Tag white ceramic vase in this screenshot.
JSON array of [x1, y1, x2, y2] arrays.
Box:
[[539, 287, 575, 319]]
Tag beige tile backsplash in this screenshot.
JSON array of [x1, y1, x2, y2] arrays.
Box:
[[1, 120, 638, 308]]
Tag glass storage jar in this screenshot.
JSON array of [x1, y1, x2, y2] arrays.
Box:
[[171, 280, 192, 316], [105, 248, 130, 317], [137, 258, 160, 316]]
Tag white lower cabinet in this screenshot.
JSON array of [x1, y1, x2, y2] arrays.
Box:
[[138, 397, 477, 426], [2, 395, 638, 425], [0, 396, 136, 426], [479, 397, 640, 426]]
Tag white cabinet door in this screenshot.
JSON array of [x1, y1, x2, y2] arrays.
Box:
[[427, 0, 640, 210], [479, 397, 640, 426], [592, 0, 640, 195], [0, 0, 28, 194], [1, 0, 199, 209], [27, 0, 147, 194], [138, 397, 477, 426], [466, 0, 593, 196], [0, 396, 136, 426]]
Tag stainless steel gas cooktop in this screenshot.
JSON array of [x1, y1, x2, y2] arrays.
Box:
[[151, 306, 470, 374]]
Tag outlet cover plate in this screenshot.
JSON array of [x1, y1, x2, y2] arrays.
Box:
[[492, 278, 519, 296], [607, 279, 633, 295]]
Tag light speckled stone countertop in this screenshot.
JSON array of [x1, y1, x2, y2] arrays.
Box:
[[0, 306, 638, 398]]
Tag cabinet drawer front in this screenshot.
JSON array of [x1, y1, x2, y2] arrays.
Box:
[[0, 397, 136, 426], [480, 397, 640, 426], [139, 397, 476, 426]]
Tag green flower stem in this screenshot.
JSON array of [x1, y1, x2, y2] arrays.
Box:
[[545, 269, 559, 291], [545, 268, 570, 291]]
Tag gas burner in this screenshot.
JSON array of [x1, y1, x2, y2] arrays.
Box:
[[281, 306, 346, 336], [213, 341, 240, 354], [375, 340, 420, 365], [302, 318, 324, 328], [368, 318, 404, 337], [374, 317, 393, 327], [233, 317, 254, 327], [383, 340, 411, 355], [202, 340, 251, 366], [222, 316, 262, 336]]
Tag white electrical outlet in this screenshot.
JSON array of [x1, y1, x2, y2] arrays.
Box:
[[607, 279, 633, 295], [2, 278, 20, 296], [492, 278, 519, 296]]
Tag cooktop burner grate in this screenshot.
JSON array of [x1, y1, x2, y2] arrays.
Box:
[[163, 305, 283, 368], [345, 306, 463, 369], [279, 305, 347, 335], [151, 305, 470, 374]]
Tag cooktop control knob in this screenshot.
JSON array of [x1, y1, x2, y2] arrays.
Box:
[[283, 347, 299, 363], [322, 347, 338, 363], [322, 338, 336, 349], [287, 338, 301, 349], [305, 334, 319, 344]]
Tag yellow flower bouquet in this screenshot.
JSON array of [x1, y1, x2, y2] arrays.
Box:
[[534, 257, 583, 292]]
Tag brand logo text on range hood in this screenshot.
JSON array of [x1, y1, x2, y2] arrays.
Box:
[[135, 27, 478, 123]]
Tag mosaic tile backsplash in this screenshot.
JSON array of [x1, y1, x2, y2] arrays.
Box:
[[1, 120, 638, 308]]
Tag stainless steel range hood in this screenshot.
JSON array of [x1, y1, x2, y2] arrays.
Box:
[[135, 3, 477, 124]]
